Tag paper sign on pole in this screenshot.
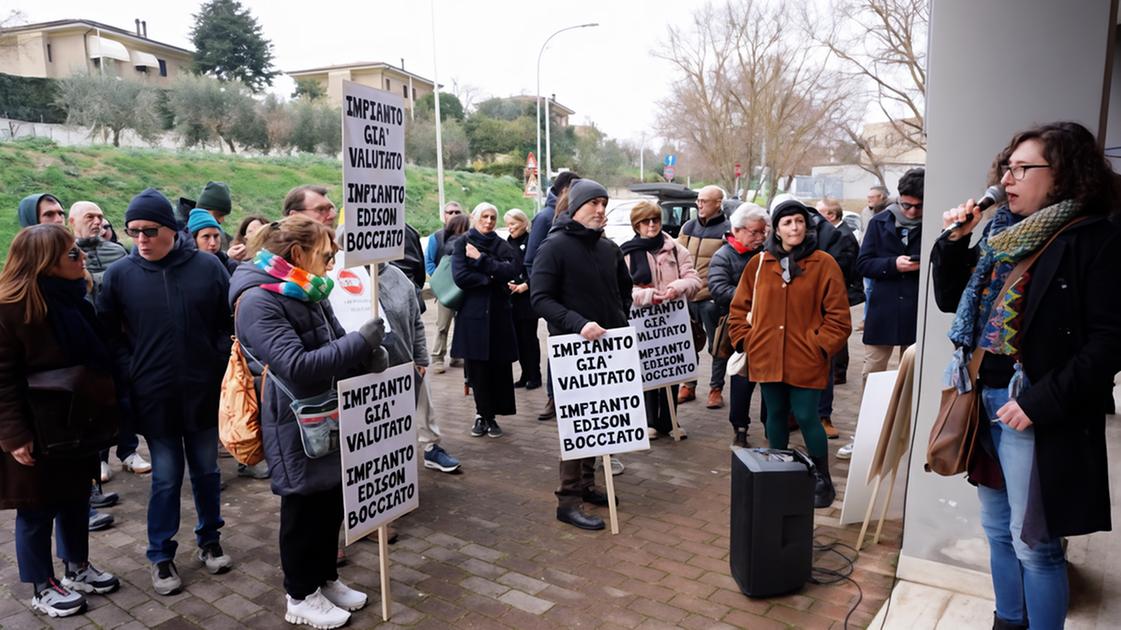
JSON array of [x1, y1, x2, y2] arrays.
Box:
[[548, 327, 650, 460], [326, 257, 391, 335], [341, 80, 407, 268], [338, 363, 418, 545], [627, 297, 697, 390]]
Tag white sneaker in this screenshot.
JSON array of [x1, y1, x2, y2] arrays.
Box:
[[320, 579, 367, 611], [837, 442, 854, 460], [122, 452, 152, 474], [595, 457, 625, 476], [285, 590, 350, 629], [99, 461, 112, 483], [31, 578, 86, 617]]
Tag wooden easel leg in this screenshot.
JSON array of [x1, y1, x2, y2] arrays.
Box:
[[873, 468, 899, 545], [854, 475, 883, 553], [602, 455, 619, 534], [378, 523, 391, 620]]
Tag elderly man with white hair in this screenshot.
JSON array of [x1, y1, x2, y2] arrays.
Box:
[[69, 201, 128, 296], [676, 185, 731, 408], [708, 203, 769, 447]]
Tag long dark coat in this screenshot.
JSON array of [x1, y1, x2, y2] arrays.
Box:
[[857, 209, 921, 346], [450, 230, 522, 362], [931, 214, 1121, 538], [0, 303, 98, 509]]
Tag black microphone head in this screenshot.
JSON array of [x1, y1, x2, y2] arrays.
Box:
[[977, 185, 1006, 209]]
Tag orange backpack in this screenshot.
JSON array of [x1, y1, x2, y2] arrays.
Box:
[[218, 296, 266, 466]]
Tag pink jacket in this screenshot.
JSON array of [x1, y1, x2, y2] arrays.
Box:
[[626, 233, 703, 306]]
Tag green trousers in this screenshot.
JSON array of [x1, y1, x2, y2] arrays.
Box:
[[759, 382, 828, 458]]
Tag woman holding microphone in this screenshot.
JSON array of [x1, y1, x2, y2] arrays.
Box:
[[933, 122, 1121, 630]]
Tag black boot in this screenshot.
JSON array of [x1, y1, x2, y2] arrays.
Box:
[[538, 398, 556, 421], [992, 612, 1028, 630], [810, 455, 836, 508], [556, 505, 605, 530]]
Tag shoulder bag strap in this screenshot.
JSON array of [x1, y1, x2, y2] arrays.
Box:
[[234, 289, 299, 402], [746, 252, 764, 325]]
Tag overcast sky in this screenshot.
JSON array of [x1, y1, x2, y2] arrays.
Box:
[[10, 0, 712, 144]]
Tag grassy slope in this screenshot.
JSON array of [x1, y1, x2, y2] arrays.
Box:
[[0, 138, 528, 259]]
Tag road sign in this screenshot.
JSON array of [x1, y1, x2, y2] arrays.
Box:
[[663, 154, 676, 167], [526, 152, 538, 171], [664, 165, 676, 182], [735, 162, 742, 177]]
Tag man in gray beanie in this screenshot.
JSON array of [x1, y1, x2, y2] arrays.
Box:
[[531, 179, 633, 530]]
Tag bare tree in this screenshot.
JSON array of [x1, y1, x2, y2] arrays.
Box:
[[656, 0, 861, 199], [810, 0, 928, 181]]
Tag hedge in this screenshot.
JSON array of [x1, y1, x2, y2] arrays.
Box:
[[0, 72, 66, 123]]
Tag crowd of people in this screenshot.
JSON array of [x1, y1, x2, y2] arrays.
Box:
[[1, 120, 1116, 630]]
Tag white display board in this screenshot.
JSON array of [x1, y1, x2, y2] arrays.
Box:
[[839, 370, 908, 525], [627, 297, 697, 390], [338, 363, 418, 544], [548, 327, 650, 460], [341, 80, 406, 267]]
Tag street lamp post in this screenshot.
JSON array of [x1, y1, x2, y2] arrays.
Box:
[[535, 22, 597, 209]]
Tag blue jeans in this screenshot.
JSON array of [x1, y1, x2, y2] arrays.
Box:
[[146, 427, 224, 564], [977, 386, 1068, 629], [862, 278, 873, 319], [15, 499, 88, 583]]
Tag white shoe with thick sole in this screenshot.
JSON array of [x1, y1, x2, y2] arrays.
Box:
[[99, 461, 112, 483], [285, 590, 350, 629], [837, 442, 854, 460], [320, 579, 367, 611], [122, 452, 152, 474]]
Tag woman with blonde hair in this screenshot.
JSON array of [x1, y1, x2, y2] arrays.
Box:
[[621, 200, 702, 437], [504, 208, 542, 389], [229, 215, 387, 629], [0, 224, 121, 618]]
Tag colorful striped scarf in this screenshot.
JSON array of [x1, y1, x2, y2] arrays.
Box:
[[945, 200, 1079, 395], [253, 249, 334, 303]]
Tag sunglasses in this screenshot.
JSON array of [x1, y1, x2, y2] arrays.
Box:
[[66, 246, 81, 261], [636, 217, 661, 226], [900, 201, 923, 211], [124, 226, 162, 238]]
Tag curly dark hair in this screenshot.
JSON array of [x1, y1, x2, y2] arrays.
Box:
[[897, 168, 924, 199], [989, 121, 1116, 214]]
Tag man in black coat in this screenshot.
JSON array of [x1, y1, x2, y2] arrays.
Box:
[[531, 179, 633, 531], [97, 189, 233, 596]]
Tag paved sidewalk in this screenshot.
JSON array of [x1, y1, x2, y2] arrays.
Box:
[[0, 312, 900, 629]]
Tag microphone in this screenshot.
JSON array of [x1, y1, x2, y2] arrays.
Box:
[[942, 185, 1005, 235]]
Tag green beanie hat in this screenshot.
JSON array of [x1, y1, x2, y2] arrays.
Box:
[[196, 181, 231, 215]]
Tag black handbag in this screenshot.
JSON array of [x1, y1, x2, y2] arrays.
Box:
[[26, 365, 119, 458]]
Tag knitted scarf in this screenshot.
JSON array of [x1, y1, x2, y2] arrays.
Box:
[[253, 249, 334, 302], [764, 229, 817, 283], [620, 233, 664, 285], [946, 200, 1080, 394]]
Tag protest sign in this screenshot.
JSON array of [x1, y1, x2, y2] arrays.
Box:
[[338, 363, 418, 545], [548, 327, 649, 461], [628, 297, 697, 390], [341, 80, 407, 268], [327, 259, 391, 335]]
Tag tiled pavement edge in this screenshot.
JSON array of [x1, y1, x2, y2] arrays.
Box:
[[0, 306, 901, 629]]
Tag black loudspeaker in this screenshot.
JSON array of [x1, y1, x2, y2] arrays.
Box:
[[729, 448, 814, 598]]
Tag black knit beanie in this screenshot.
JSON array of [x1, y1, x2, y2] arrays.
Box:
[[125, 188, 178, 230], [565, 179, 609, 216]]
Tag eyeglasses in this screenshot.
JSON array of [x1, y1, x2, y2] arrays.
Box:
[[124, 226, 162, 238], [1001, 163, 1051, 181], [900, 201, 923, 211], [743, 228, 766, 237], [66, 246, 81, 261], [636, 218, 661, 226], [445, 210, 462, 216]]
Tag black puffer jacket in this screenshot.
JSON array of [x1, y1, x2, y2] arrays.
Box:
[[530, 215, 633, 335]]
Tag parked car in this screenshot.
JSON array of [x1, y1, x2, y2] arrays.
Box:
[[626, 183, 698, 238]]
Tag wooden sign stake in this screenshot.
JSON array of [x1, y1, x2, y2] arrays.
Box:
[[602, 455, 620, 534], [368, 264, 392, 620], [665, 386, 685, 441]]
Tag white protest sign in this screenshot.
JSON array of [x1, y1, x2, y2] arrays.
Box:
[[326, 257, 391, 335], [627, 297, 697, 390], [840, 370, 908, 525], [341, 80, 406, 268], [548, 327, 649, 460], [338, 363, 418, 544]]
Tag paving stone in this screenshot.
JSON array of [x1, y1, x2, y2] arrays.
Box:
[[0, 312, 901, 628]]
